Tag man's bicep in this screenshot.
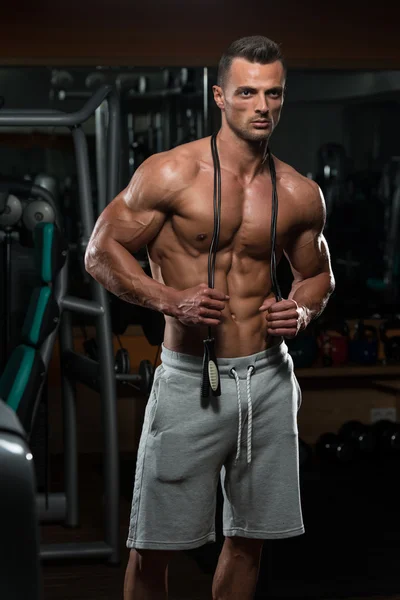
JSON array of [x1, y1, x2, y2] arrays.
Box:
[[284, 231, 331, 281], [94, 194, 167, 254], [284, 181, 332, 280], [90, 154, 177, 254]]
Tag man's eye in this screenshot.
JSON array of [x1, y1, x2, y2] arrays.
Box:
[[241, 90, 251, 96]]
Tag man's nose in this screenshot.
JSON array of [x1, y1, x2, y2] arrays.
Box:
[[255, 93, 269, 114]]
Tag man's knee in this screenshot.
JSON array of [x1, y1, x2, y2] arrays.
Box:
[[129, 548, 174, 573], [224, 536, 264, 565]]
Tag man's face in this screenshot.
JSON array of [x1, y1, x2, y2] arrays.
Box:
[[214, 58, 286, 142]]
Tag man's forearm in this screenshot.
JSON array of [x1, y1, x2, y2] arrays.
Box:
[[289, 271, 335, 329], [85, 241, 177, 316]]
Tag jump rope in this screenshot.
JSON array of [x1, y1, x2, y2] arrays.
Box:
[[201, 132, 282, 398]]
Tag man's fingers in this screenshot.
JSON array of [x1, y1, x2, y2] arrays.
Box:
[[207, 288, 230, 302], [267, 299, 297, 312], [199, 307, 223, 320], [259, 299, 297, 312], [267, 319, 298, 329], [258, 297, 276, 311], [267, 311, 298, 322], [201, 298, 226, 311]]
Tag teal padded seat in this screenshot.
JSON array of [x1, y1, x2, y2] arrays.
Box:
[[0, 345, 45, 431], [34, 222, 67, 284], [22, 286, 59, 347], [0, 222, 66, 432]]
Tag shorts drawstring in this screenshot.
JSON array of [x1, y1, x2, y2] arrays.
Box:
[[230, 365, 255, 465]]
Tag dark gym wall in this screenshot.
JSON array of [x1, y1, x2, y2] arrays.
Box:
[[1, 1, 399, 68]]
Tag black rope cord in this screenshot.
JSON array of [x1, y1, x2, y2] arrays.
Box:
[[201, 133, 281, 398], [201, 133, 222, 398], [268, 151, 282, 302]]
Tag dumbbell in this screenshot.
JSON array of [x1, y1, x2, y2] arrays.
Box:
[[117, 360, 154, 396], [338, 420, 377, 457], [115, 348, 130, 375], [84, 338, 154, 395], [371, 420, 400, 456], [83, 338, 131, 375], [315, 432, 355, 464], [138, 360, 154, 396]]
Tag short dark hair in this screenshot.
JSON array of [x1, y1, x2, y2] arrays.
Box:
[[217, 35, 286, 88]]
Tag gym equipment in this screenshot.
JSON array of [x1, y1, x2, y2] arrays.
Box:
[[50, 68, 74, 91], [286, 329, 318, 368], [315, 432, 355, 463], [380, 318, 400, 363], [0, 85, 121, 564], [338, 420, 377, 457], [83, 336, 131, 375], [316, 143, 349, 224], [317, 320, 350, 367], [85, 71, 107, 91], [349, 320, 379, 365], [82, 335, 154, 396], [139, 359, 154, 396], [0, 181, 62, 369], [0, 193, 23, 227], [109, 294, 165, 346], [0, 400, 42, 600], [368, 158, 400, 308], [371, 419, 400, 456], [34, 173, 59, 202], [180, 68, 196, 93], [22, 198, 56, 231], [115, 348, 130, 375], [162, 68, 175, 89]]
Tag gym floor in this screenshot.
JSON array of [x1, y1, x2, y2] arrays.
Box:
[[39, 454, 400, 600]]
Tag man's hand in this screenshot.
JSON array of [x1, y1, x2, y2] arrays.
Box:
[[172, 283, 229, 327], [259, 298, 307, 338]]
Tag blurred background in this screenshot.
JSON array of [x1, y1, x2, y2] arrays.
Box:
[[0, 2, 400, 599]]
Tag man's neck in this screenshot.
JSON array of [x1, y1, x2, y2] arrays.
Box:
[[216, 127, 270, 183]]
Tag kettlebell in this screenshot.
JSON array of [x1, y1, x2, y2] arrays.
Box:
[[349, 320, 379, 365], [380, 318, 400, 364], [318, 320, 350, 367]]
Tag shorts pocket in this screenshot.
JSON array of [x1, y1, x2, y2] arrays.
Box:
[[148, 365, 168, 434], [149, 431, 190, 483], [287, 353, 302, 412], [294, 375, 302, 411]]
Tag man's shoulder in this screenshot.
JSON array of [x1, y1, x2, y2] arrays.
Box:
[[274, 156, 321, 202], [142, 138, 207, 186]]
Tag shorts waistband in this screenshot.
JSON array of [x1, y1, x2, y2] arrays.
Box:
[[160, 340, 288, 379]]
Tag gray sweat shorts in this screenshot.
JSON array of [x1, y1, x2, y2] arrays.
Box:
[[126, 340, 305, 551]]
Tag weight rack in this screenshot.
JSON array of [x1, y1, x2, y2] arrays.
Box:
[[0, 85, 121, 564]]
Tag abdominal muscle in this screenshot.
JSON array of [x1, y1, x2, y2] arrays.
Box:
[[149, 248, 278, 358]]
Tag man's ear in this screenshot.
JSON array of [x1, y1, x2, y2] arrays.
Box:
[[212, 85, 225, 111]]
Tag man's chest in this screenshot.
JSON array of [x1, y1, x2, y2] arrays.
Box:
[[170, 174, 296, 258]]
